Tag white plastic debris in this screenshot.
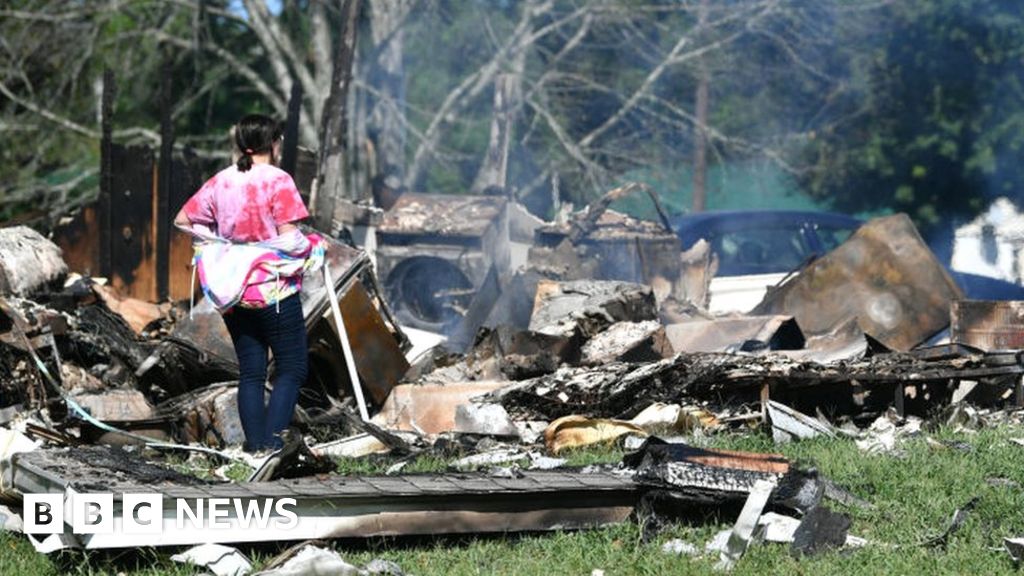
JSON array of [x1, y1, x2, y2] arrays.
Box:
[[527, 453, 567, 470], [171, 543, 252, 576], [451, 447, 526, 470], [845, 534, 869, 548], [714, 479, 777, 571], [257, 545, 360, 576], [661, 538, 699, 556], [513, 421, 549, 445], [313, 433, 390, 459], [855, 412, 922, 454], [454, 403, 519, 437], [0, 426, 41, 499], [631, 403, 718, 433], [26, 532, 77, 554], [705, 530, 732, 554], [766, 401, 836, 444], [0, 504, 24, 533], [631, 403, 683, 431], [756, 512, 801, 543], [1004, 537, 1024, 564], [622, 435, 647, 451]]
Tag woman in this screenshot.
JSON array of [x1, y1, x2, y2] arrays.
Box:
[[174, 114, 321, 452]]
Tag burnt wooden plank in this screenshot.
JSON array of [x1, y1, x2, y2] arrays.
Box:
[[168, 150, 201, 301], [109, 145, 157, 301]]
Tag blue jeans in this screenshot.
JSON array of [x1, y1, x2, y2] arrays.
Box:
[[222, 294, 308, 451]]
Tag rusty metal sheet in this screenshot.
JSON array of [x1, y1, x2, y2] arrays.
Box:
[[374, 381, 512, 435], [752, 214, 963, 351], [328, 280, 409, 404], [678, 448, 790, 476], [665, 315, 804, 353], [951, 300, 1024, 351], [777, 317, 868, 363], [378, 193, 506, 238]]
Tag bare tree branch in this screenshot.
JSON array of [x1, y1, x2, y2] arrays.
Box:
[[0, 80, 96, 138], [145, 29, 288, 115], [404, 0, 596, 188], [579, 0, 776, 150], [525, 94, 606, 191]]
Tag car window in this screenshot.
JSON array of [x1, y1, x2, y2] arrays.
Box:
[[712, 226, 811, 275], [816, 225, 857, 252]]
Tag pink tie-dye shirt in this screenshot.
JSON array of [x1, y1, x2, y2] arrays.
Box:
[[182, 163, 309, 242], [182, 163, 311, 308]]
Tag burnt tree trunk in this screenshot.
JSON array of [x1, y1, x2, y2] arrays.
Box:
[[367, 1, 410, 193], [471, 73, 519, 195], [281, 82, 303, 179], [313, 0, 363, 234]]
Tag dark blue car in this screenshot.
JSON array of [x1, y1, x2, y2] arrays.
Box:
[[669, 210, 1024, 301]]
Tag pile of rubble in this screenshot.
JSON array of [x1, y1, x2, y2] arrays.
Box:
[[2, 198, 1024, 574]]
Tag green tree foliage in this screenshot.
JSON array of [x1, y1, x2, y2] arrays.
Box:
[[0, 1, 285, 224], [802, 0, 1024, 236]]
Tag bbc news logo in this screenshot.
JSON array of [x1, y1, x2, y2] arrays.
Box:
[[23, 493, 299, 534]]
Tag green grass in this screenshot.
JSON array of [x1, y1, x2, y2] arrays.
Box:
[[334, 451, 452, 475], [5, 425, 1024, 575], [160, 453, 253, 483]]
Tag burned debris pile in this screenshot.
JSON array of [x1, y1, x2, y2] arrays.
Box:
[[3, 193, 1024, 571]]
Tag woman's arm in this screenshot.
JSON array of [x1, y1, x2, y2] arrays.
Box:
[[277, 222, 299, 235], [174, 207, 192, 228]]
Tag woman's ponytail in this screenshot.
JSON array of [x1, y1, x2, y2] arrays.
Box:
[[233, 114, 280, 172], [237, 150, 254, 171]]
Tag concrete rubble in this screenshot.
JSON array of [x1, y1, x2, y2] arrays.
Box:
[[5, 188, 1024, 572]]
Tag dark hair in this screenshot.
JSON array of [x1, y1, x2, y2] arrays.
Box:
[[234, 114, 283, 172]]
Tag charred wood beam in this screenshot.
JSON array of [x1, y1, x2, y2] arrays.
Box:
[[157, 53, 174, 301], [281, 81, 303, 179], [495, 351, 1024, 420], [99, 69, 115, 278]]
